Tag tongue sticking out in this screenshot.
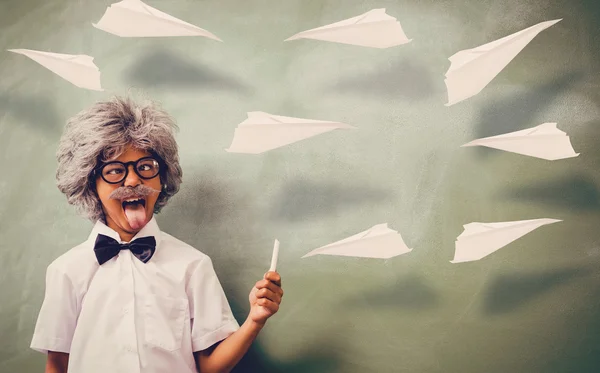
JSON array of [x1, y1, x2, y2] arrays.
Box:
[[124, 203, 147, 231]]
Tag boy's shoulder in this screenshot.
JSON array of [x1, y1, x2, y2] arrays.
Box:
[[47, 239, 97, 281], [160, 231, 209, 261], [159, 231, 211, 263]]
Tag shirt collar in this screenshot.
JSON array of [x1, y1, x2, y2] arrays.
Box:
[[88, 215, 162, 246]]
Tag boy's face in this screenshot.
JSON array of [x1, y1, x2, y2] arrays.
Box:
[[95, 145, 162, 238]]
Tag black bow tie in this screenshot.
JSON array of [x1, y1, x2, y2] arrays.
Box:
[[93, 234, 156, 265]]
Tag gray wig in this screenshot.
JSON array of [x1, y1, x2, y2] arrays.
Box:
[[56, 95, 183, 222]]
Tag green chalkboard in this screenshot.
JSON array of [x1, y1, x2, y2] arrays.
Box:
[[1, 0, 600, 372]]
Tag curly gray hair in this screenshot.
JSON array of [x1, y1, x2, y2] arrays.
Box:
[[56, 95, 183, 222]]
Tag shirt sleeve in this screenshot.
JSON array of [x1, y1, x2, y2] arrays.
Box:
[[187, 257, 240, 352], [30, 262, 79, 354]]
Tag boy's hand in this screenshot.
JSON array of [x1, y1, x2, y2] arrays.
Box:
[[248, 271, 283, 326]]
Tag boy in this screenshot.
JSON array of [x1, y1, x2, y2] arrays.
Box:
[[30, 96, 283, 373]]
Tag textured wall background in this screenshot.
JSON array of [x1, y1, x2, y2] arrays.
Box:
[[1, 0, 599, 372]]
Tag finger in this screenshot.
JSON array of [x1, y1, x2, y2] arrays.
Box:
[[257, 298, 280, 313], [256, 288, 282, 304], [255, 279, 283, 297], [264, 271, 281, 286]]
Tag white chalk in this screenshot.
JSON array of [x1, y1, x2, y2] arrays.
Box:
[[269, 239, 280, 272]]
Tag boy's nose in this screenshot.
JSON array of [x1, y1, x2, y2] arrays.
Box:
[[123, 164, 142, 187]]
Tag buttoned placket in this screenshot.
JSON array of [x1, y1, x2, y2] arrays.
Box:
[[119, 249, 141, 373]]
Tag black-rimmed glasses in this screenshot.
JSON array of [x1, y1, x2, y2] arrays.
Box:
[[94, 157, 161, 184]]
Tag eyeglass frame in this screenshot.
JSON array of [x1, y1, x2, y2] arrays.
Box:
[[92, 156, 163, 185]]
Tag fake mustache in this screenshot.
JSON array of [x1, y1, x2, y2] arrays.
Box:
[[109, 185, 161, 200]]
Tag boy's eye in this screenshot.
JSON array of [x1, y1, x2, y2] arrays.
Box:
[[103, 165, 125, 176]]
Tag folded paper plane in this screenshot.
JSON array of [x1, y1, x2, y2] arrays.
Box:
[[444, 19, 561, 106], [461, 122, 579, 160], [451, 218, 561, 263], [7, 49, 103, 91], [93, 0, 222, 40], [225, 111, 355, 154], [302, 223, 412, 259], [285, 8, 411, 48]]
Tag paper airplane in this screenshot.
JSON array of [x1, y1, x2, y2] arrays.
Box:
[[444, 19, 561, 106], [285, 8, 411, 48], [7, 49, 103, 91], [451, 218, 561, 263], [302, 223, 412, 259], [461, 122, 579, 160], [225, 111, 355, 154], [93, 0, 222, 40]]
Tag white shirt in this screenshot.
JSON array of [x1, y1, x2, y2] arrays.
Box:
[[30, 216, 240, 373]]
